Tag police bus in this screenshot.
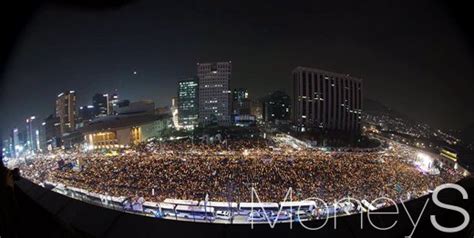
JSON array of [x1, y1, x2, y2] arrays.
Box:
[[175, 205, 215, 221]]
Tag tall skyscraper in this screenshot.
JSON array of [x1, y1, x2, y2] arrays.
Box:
[[292, 67, 363, 134], [109, 90, 120, 115], [2, 139, 12, 158], [92, 93, 110, 117], [11, 128, 19, 158], [178, 78, 199, 130], [232, 88, 250, 115], [56, 91, 77, 135], [35, 129, 41, 152], [25, 115, 37, 151], [197, 61, 232, 126], [43, 114, 62, 149], [39, 121, 47, 151], [77, 105, 96, 127]]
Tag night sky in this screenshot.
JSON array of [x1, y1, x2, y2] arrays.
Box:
[[1, 0, 473, 139]]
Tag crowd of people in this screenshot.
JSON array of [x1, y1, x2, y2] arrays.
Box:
[[16, 137, 465, 204]]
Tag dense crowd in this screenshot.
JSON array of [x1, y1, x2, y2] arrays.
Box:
[[17, 137, 465, 203]]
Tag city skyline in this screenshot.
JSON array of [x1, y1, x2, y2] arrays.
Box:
[[1, 0, 473, 139], [1, 2, 473, 237], [0, 58, 470, 140]]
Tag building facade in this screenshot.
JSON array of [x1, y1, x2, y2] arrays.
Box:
[[77, 105, 96, 127], [11, 128, 27, 157], [83, 114, 171, 149], [2, 139, 12, 158], [11, 128, 19, 158], [25, 116, 38, 152], [292, 67, 363, 134], [232, 88, 251, 115], [56, 91, 77, 135], [109, 90, 119, 115], [197, 61, 232, 126], [178, 78, 199, 130], [43, 114, 62, 150], [262, 91, 291, 123], [92, 93, 110, 117]]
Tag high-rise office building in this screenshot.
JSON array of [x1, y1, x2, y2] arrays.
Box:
[[35, 129, 41, 152], [25, 115, 37, 151], [11, 128, 27, 157], [262, 91, 291, 122], [39, 121, 47, 151], [232, 88, 251, 115], [91, 91, 119, 117], [292, 67, 363, 134], [43, 114, 62, 149], [78, 105, 96, 127], [56, 90, 77, 135], [109, 90, 119, 115], [197, 61, 232, 126], [92, 93, 109, 117], [178, 78, 199, 129], [11, 128, 19, 158], [2, 139, 12, 158]]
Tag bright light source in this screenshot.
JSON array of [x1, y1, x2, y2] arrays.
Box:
[[415, 152, 435, 173], [85, 144, 94, 151], [417, 152, 431, 161]]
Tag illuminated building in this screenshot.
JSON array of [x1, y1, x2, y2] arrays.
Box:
[[43, 114, 62, 149], [109, 90, 120, 115], [178, 78, 198, 130], [232, 114, 256, 127], [39, 121, 47, 151], [232, 88, 250, 115], [35, 129, 41, 152], [25, 116, 38, 152], [292, 67, 363, 134], [56, 91, 77, 135], [91, 91, 120, 117], [82, 114, 171, 149], [92, 93, 110, 117], [262, 91, 291, 123], [2, 139, 12, 158], [10, 128, 27, 157], [439, 147, 458, 169], [77, 105, 95, 127], [197, 61, 232, 126], [11, 128, 19, 158]]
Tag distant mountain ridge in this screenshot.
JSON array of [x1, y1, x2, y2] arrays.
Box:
[[364, 98, 474, 151], [363, 98, 412, 121]]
